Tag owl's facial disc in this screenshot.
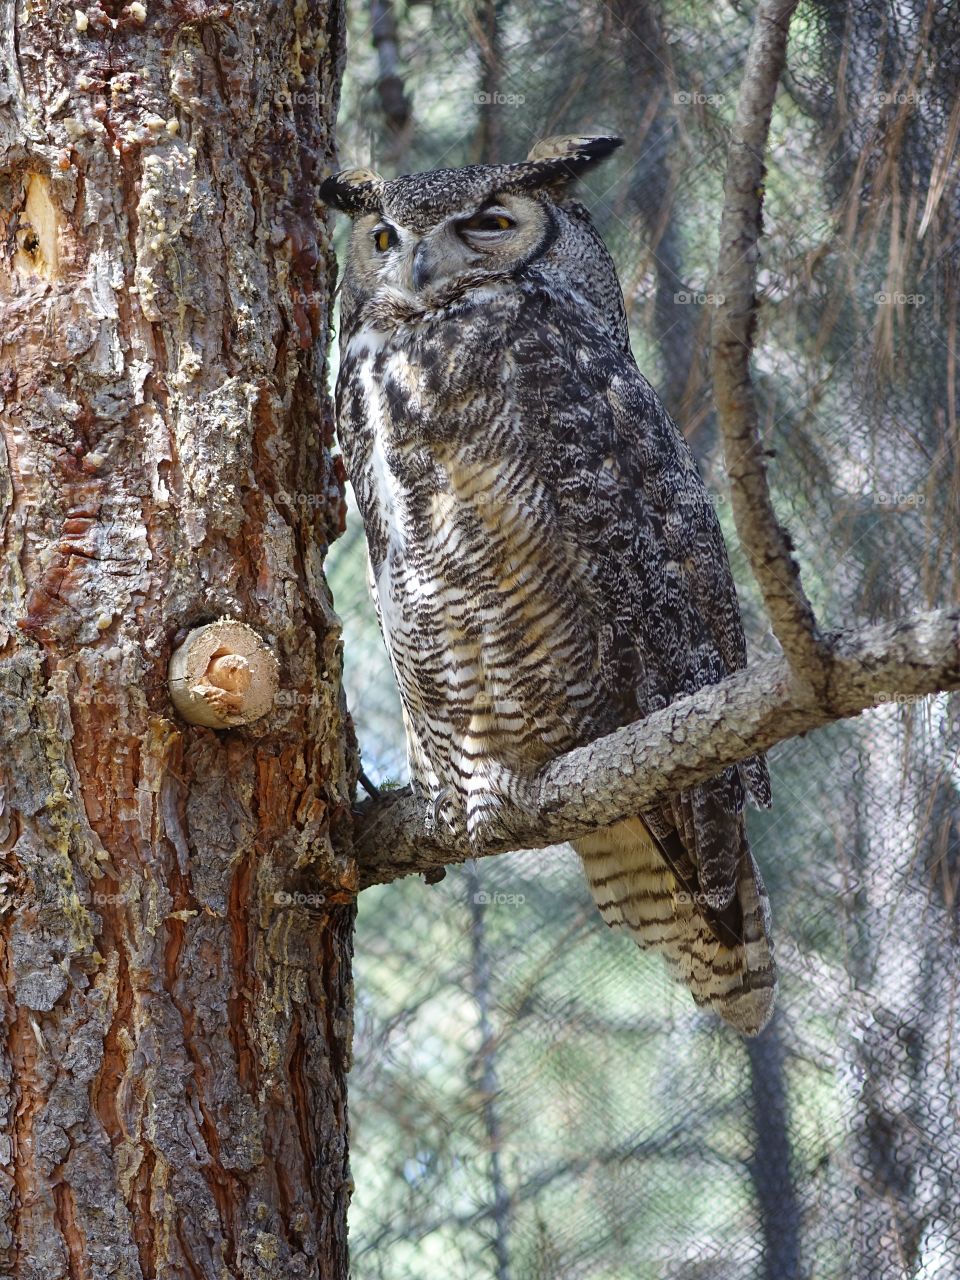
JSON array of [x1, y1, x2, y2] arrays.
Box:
[[352, 194, 552, 305]]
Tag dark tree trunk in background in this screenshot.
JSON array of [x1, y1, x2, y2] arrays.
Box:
[[465, 863, 512, 1280], [747, 1025, 804, 1280], [474, 0, 507, 165], [370, 0, 412, 168], [0, 1, 354, 1276], [608, 0, 715, 458]]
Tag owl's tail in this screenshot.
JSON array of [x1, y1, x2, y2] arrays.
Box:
[[573, 816, 776, 1035]]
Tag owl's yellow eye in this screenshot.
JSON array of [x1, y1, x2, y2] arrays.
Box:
[[373, 225, 398, 252], [459, 212, 514, 234]]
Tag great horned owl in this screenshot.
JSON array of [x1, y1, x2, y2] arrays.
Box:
[[321, 135, 776, 1034]]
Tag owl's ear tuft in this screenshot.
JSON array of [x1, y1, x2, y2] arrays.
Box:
[[526, 135, 623, 164], [518, 134, 623, 188], [320, 168, 385, 216]]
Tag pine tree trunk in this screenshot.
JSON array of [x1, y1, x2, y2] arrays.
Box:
[[0, 2, 353, 1276]]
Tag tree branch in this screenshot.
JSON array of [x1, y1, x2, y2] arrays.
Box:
[[355, 610, 960, 887], [712, 0, 830, 685]]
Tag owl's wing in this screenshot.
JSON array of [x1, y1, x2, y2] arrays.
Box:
[[510, 286, 770, 920], [336, 367, 389, 574]]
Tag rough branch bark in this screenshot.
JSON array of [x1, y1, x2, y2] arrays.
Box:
[[712, 0, 830, 686], [356, 610, 960, 886]]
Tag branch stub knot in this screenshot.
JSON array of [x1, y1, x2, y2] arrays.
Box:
[[168, 619, 279, 728]]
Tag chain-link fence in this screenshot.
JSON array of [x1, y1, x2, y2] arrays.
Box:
[[325, 2, 960, 1275]]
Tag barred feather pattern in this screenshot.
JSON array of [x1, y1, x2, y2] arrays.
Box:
[[334, 156, 777, 1034]]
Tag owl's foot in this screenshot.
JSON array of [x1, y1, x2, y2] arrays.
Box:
[[426, 787, 460, 834], [422, 774, 519, 844]]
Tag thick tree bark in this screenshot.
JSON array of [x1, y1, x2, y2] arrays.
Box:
[[0, 2, 353, 1277]]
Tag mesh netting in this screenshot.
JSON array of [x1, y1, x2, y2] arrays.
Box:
[[325, 1, 960, 1275]]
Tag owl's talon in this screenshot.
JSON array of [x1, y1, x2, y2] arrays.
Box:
[[427, 783, 463, 834], [427, 787, 458, 833]]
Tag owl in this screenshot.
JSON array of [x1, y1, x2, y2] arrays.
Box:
[[321, 135, 776, 1034]]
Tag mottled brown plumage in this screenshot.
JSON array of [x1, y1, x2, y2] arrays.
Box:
[[322, 136, 777, 1033]]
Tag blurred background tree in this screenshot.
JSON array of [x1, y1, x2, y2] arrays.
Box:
[[326, 2, 960, 1275]]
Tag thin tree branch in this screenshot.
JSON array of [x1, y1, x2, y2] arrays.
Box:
[[355, 610, 960, 887], [712, 0, 830, 686]]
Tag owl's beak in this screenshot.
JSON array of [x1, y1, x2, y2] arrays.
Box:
[[411, 241, 432, 292]]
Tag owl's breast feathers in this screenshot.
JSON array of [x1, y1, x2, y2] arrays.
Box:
[[339, 281, 759, 755], [338, 279, 776, 1032], [339, 292, 608, 809]]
